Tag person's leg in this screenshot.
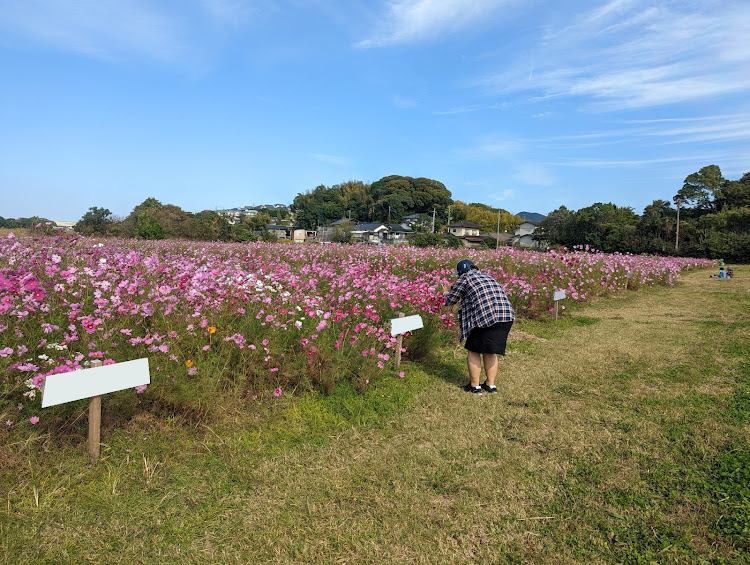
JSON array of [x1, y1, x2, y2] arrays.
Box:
[[482, 354, 498, 386], [467, 350, 482, 387]]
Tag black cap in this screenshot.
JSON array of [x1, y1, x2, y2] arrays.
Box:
[[456, 259, 476, 274]]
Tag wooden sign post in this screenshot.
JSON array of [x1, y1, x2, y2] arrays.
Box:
[[88, 360, 103, 463], [41, 358, 150, 464], [389, 314, 424, 368], [553, 290, 566, 321]]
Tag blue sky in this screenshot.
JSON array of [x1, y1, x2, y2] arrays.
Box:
[[1, 0, 749, 222]]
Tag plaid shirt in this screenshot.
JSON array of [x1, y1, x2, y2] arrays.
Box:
[[444, 270, 515, 342]]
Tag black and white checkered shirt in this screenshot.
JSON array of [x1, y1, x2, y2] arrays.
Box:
[[444, 270, 515, 342]]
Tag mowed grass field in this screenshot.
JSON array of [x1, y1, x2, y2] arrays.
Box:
[[2, 266, 748, 564]]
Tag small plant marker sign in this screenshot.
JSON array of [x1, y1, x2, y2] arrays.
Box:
[[41, 358, 150, 464], [553, 290, 566, 321], [390, 314, 423, 368]]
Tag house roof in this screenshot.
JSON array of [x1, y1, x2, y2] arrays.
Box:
[[352, 223, 387, 232], [332, 218, 356, 225], [448, 221, 482, 229], [265, 225, 288, 230], [388, 224, 413, 233]]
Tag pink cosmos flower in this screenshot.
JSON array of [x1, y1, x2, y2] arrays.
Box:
[[135, 385, 147, 394], [399, 371, 405, 379], [273, 387, 282, 397], [29, 416, 39, 424]]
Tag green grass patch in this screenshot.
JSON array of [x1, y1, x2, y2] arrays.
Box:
[[2, 268, 749, 563]]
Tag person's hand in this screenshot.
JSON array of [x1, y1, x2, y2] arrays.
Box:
[[441, 284, 449, 293]]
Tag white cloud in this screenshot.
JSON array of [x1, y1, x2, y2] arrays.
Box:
[[512, 164, 554, 186], [392, 94, 419, 109], [434, 102, 507, 115], [0, 0, 258, 65], [356, 0, 507, 48], [0, 0, 186, 62], [309, 153, 350, 166], [491, 188, 515, 201], [476, 1, 750, 111], [453, 136, 523, 160]]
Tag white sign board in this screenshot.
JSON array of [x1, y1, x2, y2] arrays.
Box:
[[390, 314, 423, 336], [41, 358, 150, 408], [553, 290, 567, 301]]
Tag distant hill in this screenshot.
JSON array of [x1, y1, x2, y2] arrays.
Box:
[[517, 211, 546, 222]]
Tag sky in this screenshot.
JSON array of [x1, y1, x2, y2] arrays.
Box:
[[1, 0, 749, 222]]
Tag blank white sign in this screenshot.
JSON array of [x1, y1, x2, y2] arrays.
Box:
[[41, 358, 150, 408], [390, 314, 424, 336], [554, 290, 566, 301]]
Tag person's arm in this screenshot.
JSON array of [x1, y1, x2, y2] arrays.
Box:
[[442, 276, 466, 306]]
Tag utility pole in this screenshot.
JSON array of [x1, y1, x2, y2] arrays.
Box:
[[496, 209, 501, 249], [447, 205, 451, 226], [432, 208, 436, 233], [673, 194, 684, 252]]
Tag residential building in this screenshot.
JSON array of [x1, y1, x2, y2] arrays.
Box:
[[511, 221, 538, 248], [350, 223, 389, 244], [447, 221, 482, 237], [386, 224, 414, 245]]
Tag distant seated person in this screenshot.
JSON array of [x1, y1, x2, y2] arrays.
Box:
[[712, 267, 729, 278], [726, 268, 733, 278]]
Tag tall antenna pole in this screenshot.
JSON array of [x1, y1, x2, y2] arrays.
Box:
[[496, 209, 500, 249]]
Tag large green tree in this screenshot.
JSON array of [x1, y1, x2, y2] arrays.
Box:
[[75, 207, 113, 236], [369, 176, 452, 223], [678, 165, 724, 213]]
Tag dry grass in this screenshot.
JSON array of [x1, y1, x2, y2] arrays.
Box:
[[1, 266, 748, 563]]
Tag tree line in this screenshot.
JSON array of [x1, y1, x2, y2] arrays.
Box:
[[7, 166, 746, 260], [291, 175, 522, 233], [537, 165, 750, 262]]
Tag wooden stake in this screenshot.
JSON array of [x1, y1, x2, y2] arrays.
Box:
[[88, 360, 102, 464], [394, 313, 404, 368]]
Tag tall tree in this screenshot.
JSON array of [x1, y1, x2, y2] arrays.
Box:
[[678, 165, 724, 212], [369, 176, 452, 222], [75, 207, 113, 236], [536, 206, 572, 246]]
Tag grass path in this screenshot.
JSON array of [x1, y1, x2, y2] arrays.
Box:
[[2, 267, 749, 563]]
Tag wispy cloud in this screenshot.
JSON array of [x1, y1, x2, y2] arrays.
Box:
[[512, 164, 554, 186], [476, 1, 750, 111], [550, 155, 706, 168], [453, 136, 523, 160], [434, 102, 508, 115], [0, 0, 256, 65], [309, 153, 350, 166], [491, 189, 515, 201], [392, 94, 419, 109], [356, 0, 508, 48]]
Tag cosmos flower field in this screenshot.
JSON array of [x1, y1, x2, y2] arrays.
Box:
[[0, 233, 713, 428]]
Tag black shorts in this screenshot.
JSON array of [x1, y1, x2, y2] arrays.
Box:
[[464, 321, 513, 355]]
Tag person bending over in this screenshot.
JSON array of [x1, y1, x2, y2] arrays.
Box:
[[442, 259, 514, 395]]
